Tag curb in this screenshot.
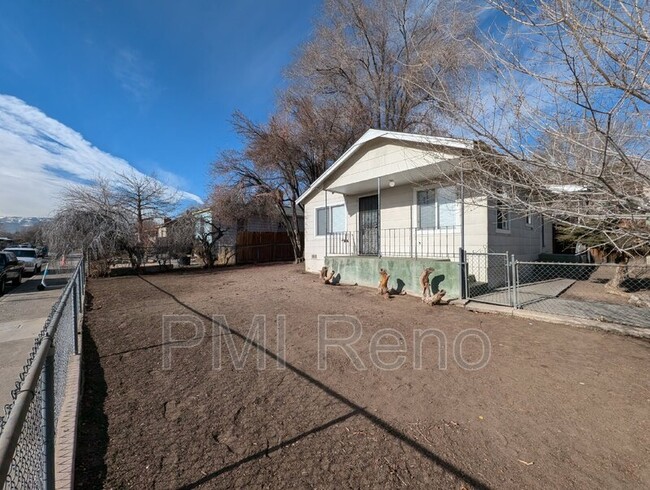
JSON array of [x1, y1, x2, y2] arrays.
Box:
[[458, 301, 650, 339], [54, 313, 83, 488]]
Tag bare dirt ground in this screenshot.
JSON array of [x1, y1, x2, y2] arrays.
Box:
[[560, 262, 650, 308], [75, 263, 650, 489]]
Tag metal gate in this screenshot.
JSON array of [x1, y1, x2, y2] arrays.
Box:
[[464, 252, 512, 306], [358, 195, 379, 255]]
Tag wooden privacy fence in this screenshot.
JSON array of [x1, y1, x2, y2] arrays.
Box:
[[233, 231, 297, 264]]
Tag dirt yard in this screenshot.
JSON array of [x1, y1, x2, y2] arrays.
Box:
[[75, 263, 650, 489]]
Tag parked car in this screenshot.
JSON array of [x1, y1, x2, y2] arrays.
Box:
[[0, 251, 25, 295], [3, 247, 43, 275]]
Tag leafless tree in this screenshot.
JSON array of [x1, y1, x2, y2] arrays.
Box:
[[193, 210, 228, 268], [210, 184, 280, 228], [213, 112, 321, 262], [153, 212, 196, 266], [115, 170, 180, 264], [438, 0, 650, 256], [166, 212, 196, 258], [11, 223, 46, 247], [46, 179, 134, 275], [213, 0, 482, 262], [288, 0, 482, 133], [47, 172, 183, 274]]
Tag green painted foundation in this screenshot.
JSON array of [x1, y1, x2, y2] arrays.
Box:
[[325, 256, 461, 299]]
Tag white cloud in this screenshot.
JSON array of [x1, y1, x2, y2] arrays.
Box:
[[0, 94, 202, 217], [113, 48, 157, 101]]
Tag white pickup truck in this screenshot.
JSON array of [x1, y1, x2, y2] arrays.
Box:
[[3, 247, 44, 275]]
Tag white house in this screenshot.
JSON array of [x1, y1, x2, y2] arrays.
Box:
[[297, 129, 552, 298]]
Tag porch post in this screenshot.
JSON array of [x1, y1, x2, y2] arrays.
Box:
[[410, 202, 414, 258], [377, 177, 381, 257], [324, 189, 328, 258]]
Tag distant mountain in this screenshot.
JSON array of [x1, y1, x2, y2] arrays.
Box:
[[0, 216, 47, 234]]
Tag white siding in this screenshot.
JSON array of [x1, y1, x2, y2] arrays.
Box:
[[463, 195, 489, 254], [303, 183, 491, 272], [380, 185, 413, 229], [303, 190, 346, 273], [325, 139, 460, 194]]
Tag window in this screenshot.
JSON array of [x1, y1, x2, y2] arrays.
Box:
[[417, 190, 436, 229], [316, 205, 345, 235], [525, 211, 533, 227], [316, 208, 327, 236], [417, 186, 457, 229], [496, 201, 510, 231], [437, 187, 457, 228], [8, 249, 36, 258]]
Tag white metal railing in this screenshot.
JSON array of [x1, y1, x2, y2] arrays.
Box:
[[326, 227, 459, 259]]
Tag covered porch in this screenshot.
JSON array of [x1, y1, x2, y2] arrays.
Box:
[[321, 169, 464, 261], [325, 226, 460, 260]]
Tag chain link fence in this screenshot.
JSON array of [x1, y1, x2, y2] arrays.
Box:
[[464, 252, 512, 306], [0, 258, 85, 489], [461, 253, 649, 329], [513, 260, 650, 328]]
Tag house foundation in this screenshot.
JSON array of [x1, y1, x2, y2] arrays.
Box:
[[325, 256, 461, 298]]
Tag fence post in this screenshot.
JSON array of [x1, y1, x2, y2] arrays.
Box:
[[73, 281, 79, 355], [77, 267, 82, 312], [459, 248, 467, 299], [42, 343, 56, 490], [511, 257, 518, 308], [505, 252, 511, 307]]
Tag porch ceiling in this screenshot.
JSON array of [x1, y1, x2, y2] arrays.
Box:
[[326, 160, 458, 196]]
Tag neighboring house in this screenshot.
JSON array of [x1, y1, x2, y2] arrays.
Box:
[[242, 207, 305, 234], [297, 129, 552, 297], [157, 207, 304, 265]]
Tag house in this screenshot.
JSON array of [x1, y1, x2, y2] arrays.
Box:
[[157, 206, 304, 265], [297, 129, 553, 298]]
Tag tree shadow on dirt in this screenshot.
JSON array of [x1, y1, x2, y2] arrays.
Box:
[[179, 409, 362, 490], [138, 276, 491, 490], [74, 291, 110, 488]]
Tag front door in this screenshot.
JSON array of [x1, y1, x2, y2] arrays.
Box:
[[359, 195, 379, 255]]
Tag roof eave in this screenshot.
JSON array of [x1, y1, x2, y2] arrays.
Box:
[[296, 129, 473, 205]]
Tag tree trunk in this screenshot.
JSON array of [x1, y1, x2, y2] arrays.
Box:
[[607, 264, 628, 291], [277, 202, 303, 264]]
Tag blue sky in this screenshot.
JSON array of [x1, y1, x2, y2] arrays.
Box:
[[0, 0, 320, 216]]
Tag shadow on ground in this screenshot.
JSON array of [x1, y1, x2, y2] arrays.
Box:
[[74, 291, 110, 488], [138, 276, 490, 490]]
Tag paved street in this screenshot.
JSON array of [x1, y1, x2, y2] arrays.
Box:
[[0, 264, 73, 410]]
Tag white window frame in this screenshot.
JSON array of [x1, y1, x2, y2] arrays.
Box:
[[315, 204, 346, 236], [413, 186, 459, 231], [495, 200, 511, 233], [525, 210, 534, 228]]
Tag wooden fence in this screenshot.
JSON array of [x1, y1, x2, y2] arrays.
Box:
[[232, 231, 298, 264]]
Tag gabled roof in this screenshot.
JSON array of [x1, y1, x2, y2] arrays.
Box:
[[297, 129, 473, 204]]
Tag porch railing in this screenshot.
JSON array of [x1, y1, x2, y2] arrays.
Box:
[[326, 227, 459, 259]]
